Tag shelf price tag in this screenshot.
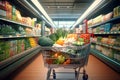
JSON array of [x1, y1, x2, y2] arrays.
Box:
[[9, 35, 12, 37], [0, 35, 3, 38], [111, 32, 114, 34], [114, 32, 117, 34]]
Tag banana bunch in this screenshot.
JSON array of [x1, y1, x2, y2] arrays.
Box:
[[29, 38, 37, 47]]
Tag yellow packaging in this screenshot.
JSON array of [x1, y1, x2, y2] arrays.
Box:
[[113, 6, 120, 17]]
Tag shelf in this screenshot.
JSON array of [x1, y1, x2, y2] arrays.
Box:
[[92, 42, 120, 51], [0, 18, 33, 28], [0, 46, 40, 70], [0, 46, 41, 80], [90, 49, 120, 72], [94, 31, 120, 35], [0, 35, 41, 39], [88, 16, 120, 29]]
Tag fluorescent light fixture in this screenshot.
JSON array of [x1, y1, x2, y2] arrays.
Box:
[[31, 0, 56, 28], [71, 0, 105, 29]]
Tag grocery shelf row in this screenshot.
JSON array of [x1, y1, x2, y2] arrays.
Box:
[[92, 42, 120, 51], [0, 0, 51, 80], [88, 16, 120, 29], [90, 49, 120, 72], [94, 31, 120, 35], [0, 46, 41, 79], [87, 0, 120, 73], [0, 18, 34, 29], [0, 35, 41, 39]]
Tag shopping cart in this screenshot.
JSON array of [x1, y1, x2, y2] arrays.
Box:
[[41, 43, 91, 80]]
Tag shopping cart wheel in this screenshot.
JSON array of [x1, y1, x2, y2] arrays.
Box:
[[47, 68, 52, 80], [82, 69, 88, 80], [53, 69, 56, 79], [75, 69, 77, 78]]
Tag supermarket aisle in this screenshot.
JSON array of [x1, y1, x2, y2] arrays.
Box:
[[9, 53, 120, 80]]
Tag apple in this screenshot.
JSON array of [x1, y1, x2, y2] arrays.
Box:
[[58, 55, 65, 64]]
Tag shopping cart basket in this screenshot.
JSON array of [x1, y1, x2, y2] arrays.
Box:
[[41, 43, 91, 80]]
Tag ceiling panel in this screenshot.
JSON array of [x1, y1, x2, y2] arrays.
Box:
[[39, 0, 94, 27]]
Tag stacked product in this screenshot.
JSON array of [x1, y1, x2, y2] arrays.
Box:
[[0, 38, 38, 62], [0, 1, 36, 26]]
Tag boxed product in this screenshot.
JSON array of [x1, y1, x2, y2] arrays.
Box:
[[88, 28, 92, 33], [104, 23, 113, 32], [88, 19, 93, 27], [108, 49, 114, 59], [24, 38, 31, 50], [103, 12, 113, 21], [9, 40, 17, 56], [113, 50, 120, 61], [111, 23, 120, 32], [16, 10, 22, 23], [0, 9, 6, 17], [106, 36, 115, 45], [26, 17, 32, 26], [97, 37, 102, 42], [93, 15, 104, 25], [96, 27, 100, 33], [114, 37, 120, 47], [0, 1, 6, 10], [96, 45, 102, 52], [12, 5, 16, 21], [0, 40, 10, 61], [6, 1, 12, 19], [101, 37, 108, 44], [17, 39, 22, 53], [101, 47, 107, 56], [113, 6, 120, 17], [100, 25, 105, 33]]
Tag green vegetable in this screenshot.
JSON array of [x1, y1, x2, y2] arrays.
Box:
[[55, 28, 68, 39], [38, 36, 54, 46], [73, 41, 84, 46], [78, 38, 84, 42], [53, 59, 60, 64], [49, 33, 58, 42]]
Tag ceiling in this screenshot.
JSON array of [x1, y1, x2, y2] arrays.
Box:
[[39, 0, 94, 21]]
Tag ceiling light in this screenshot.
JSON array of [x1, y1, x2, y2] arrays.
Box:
[[71, 0, 106, 29], [47, 6, 50, 8], [57, 6, 60, 8], [67, 6, 70, 8], [31, 0, 56, 28]]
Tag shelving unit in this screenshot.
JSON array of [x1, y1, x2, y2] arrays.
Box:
[[0, 1, 46, 79], [92, 42, 120, 51], [0, 46, 41, 79], [0, 35, 41, 39], [88, 16, 120, 29], [0, 18, 33, 29], [88, 0, 120, 72], [94, 31, 120, 35], [0, 46, 40, 70], [91, 49, 120, 72]]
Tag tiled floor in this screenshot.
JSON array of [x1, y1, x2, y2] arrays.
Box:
[[8, 53, 120, 80]]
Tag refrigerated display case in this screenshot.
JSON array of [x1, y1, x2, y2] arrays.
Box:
[[87, 0, 120, 72], [0, 0, 53, 79]]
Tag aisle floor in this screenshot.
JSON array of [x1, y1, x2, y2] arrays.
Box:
[[9, 53, 120, 80]]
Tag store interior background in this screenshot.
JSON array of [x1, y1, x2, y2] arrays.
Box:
[[0, 0, 120, 80]]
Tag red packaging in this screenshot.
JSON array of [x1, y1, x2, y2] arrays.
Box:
[[0, 1, 7, 10], [80, 34, 91, 44]]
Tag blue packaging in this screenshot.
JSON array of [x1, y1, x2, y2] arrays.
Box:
[[104, 23, 112, 32]]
